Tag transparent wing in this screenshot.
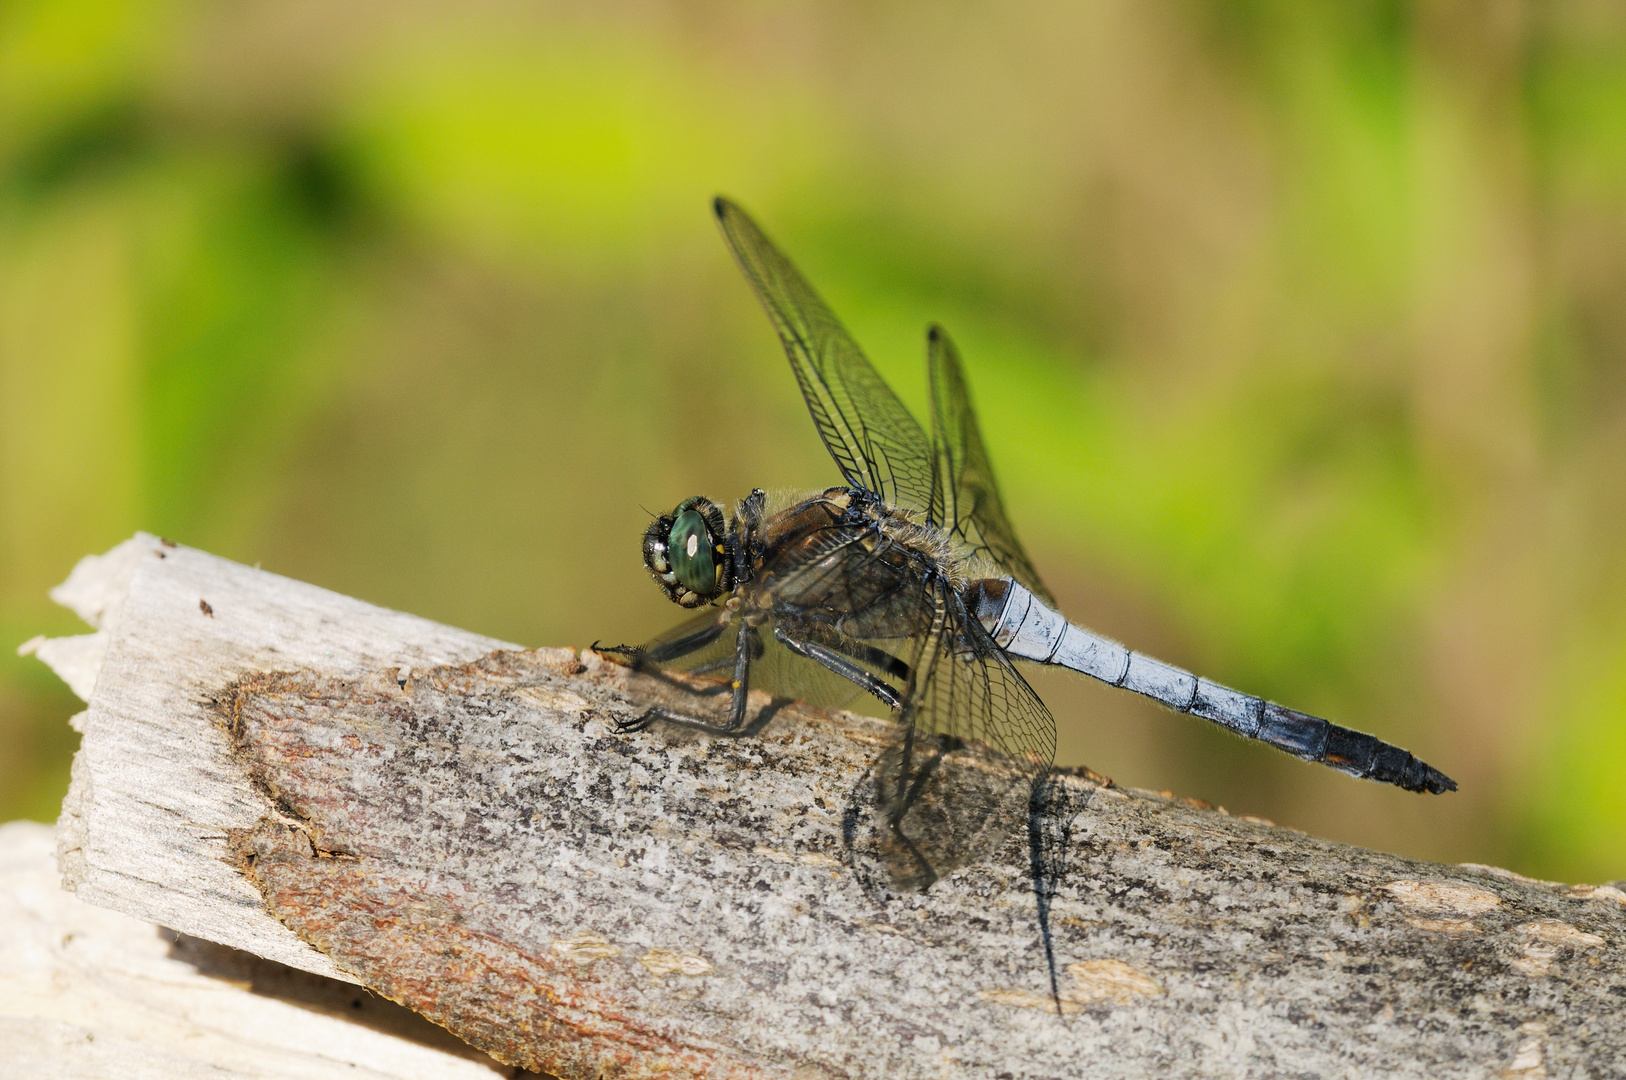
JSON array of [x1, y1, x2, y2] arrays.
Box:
[[754, 539, 1057, 885], [872, 576, 1058, 887], [904, 577, 1057, 768], [927, 325, 1054, 605], [714, 198, 936, 512], [752, 527, 1055, 768]]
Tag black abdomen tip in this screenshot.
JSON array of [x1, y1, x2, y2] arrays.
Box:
[[1398, 753, 1457, 794], [1415, 763, 1458, 795], [1320, 724, 1456, 793]]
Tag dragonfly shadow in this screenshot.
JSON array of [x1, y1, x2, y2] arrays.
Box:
[[840, 735, 1039, 896], [1027, 770, 1098, 1001], [839, 744, 1102, 1003]]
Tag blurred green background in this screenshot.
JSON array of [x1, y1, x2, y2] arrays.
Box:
[[2, 0, 1623, 883]]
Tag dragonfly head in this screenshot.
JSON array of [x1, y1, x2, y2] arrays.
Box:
[[643, 496, 735, 608]]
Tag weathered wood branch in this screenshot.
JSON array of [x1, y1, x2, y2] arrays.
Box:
[[23, 535, 1626, 1078], [0, 821, 519, 1079]]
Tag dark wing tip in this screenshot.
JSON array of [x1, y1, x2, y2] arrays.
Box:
[[713, 195, 732, 220], [927, 323, 944, 344]]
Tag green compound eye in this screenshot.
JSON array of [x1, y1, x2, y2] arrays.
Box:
[[668, 509, 718, 596]]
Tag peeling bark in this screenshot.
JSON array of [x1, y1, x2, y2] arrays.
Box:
[[29, 536, 1626, 1079]]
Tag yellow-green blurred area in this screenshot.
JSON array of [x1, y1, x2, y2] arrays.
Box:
[[2, 0, 1624, 883]]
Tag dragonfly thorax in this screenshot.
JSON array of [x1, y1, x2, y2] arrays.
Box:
[[643, 495, 737, 608]]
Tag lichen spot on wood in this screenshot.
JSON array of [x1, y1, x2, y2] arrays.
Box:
[[551, 932, 621, 964], [797, 851, 841, 869], [1568, 884, 1626, 906], [980, 959, 1162, 1014], [1067, 960, 1163, 1004], [1518, 919, 1605, 948], [1404, 917, 1480, 934], [1510, 919, 1607, 978], [1503, 1022, 1548, 1079], [1384, 880, 1501, 918], [515, 684, 590, 714], [639, 949, 713, 978]]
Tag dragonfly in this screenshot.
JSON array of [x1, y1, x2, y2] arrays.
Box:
[[600, 196, 1456, 926]]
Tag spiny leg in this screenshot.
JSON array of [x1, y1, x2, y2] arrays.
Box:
[[828, 637, 911, 683], [615, 618, 761, 735], [594, 616, 727, 668], [772, 626, 904, 711], [723, 614, 756, 730], [597, 616, 732, 732]]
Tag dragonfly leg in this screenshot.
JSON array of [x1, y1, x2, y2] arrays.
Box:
[[772, 626, 903, 711], [593, 616, 728, 668], [613, 707, 681, 734], [824, 637, 911, 682], [613, 619, 761, 736], [722, 615, 756, 731], [597, 618, 735, 733]]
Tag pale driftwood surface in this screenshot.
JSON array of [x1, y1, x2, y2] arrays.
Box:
[[41, 535, 511, 982], [23, 535, 1626, 1079], [0, 821, 524, 1080]]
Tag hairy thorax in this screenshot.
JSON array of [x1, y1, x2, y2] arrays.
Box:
[[742, 489, 973, 642]]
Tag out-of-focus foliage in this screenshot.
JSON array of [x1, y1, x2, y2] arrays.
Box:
[[2, 0, 1623, 882]]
